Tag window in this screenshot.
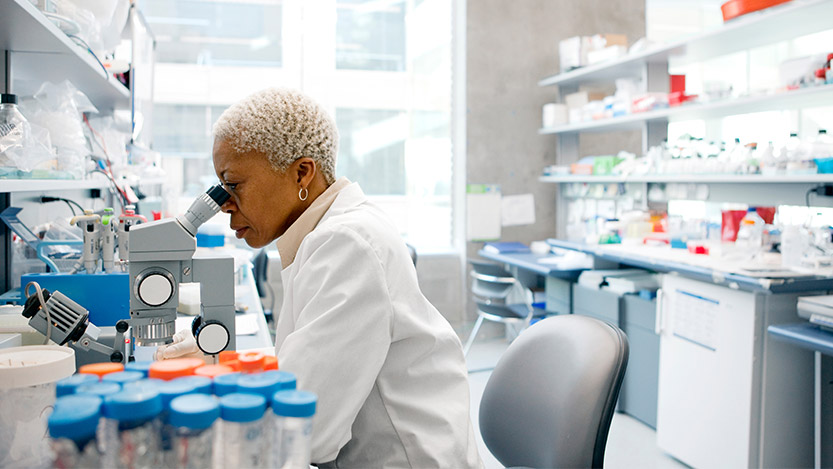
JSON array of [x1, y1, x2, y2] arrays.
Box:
[[146, 0, 455, 251]]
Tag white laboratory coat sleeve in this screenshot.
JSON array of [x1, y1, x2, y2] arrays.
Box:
[[276, 225, 393, 463]]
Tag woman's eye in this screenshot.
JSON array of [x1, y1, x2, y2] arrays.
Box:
[[225, 183, 238, 192]]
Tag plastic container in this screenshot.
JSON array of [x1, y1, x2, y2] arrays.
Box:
[[214, 372, 242, 397], [238, 371, 297, 403], [172, 375, 213, 394], [736, 208, 766, 256], [239, 351, 266, 373], [0, 345, 75, 468], [76, 381, 122, 398], [101, 388, 164, 469], [148, 357, 205, 381], [125, 361, 154, 378], [264, 356, 278, 371], [220, 393, 268, 468], [56, 373, 99, 397], [195, 364, 235, 379], [170, 394, 221, 468], [271, 390, 317, 469], [79, 362, 125, 379], [157, 379, 199, 467], [48, 394, 103, 469], [103, 371, 145, 386]]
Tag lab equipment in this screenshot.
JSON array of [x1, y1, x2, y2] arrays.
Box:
[[117, 205, 147, 265], [157, 379, 199, 468], [102, 208, 117, 272], [101, 388, 163, 469], [0, 345, 75, 468], [127, 185, 235, 355], [220, 392, 268, 468], [70, 210, 102, 274], [21, 271, 130, 326], [169, 394, 220, 468], [271, 390, 317, 469], [48, 394, 103, 469], [56, 373, 99, 397], [797, 295, 833, 330], [22, 282, 129, 362]]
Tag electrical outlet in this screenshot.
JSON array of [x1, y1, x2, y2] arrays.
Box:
[[89, 188, 102, 199]]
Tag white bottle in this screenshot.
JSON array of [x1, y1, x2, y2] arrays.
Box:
[[220, 392, 268, 468], [0, 93, 32, 167], [271, 390, 317, 469], [736, 208, 765, 257]]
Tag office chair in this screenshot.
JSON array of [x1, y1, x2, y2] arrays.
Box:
[[463, 260, 534, 357], [479, 315, 629, 469]]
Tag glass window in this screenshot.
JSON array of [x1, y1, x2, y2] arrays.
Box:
[[152, 104, 226, 159], [139, 0, 282, 67], [336, 0, 407, 71], [336, 108, 407, 195]]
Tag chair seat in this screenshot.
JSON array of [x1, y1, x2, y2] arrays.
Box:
[[476, 302, 530, 320]]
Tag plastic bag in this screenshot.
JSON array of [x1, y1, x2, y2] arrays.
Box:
[[0, 101, 56, 173]]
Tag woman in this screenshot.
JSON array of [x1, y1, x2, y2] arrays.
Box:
[[209, 87, 481, 467]]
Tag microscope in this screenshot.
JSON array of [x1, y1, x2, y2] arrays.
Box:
[[21, 185, 237, 361], [128, 184, 236, 355]]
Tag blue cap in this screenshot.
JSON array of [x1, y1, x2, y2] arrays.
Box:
[[48, 395, 102, 441], [264, 370, 296, 391], [103, 389, 163, 423], [271, 390, 317, 418], [125, 361, 153, 378], [220, 393, 267, 423], [169, 394, 220, 429], [102, 371, 145, 386], [76, 381, 122, 397], [56, 374, 99, 397], [237, 372, 285, 402], [123, 378, 164, 393], [171, 376, 212, 394], [156, 379, 198, 410], [213, 372, 241, 396]]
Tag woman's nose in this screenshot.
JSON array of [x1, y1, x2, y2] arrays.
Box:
[[221, 199, 236, 213]]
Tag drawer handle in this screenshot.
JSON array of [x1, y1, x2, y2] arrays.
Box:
[[655, 288, 664, 335]]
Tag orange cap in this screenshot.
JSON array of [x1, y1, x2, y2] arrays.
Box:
[[223, 360, 241, 372], [194, 364, 235, 379], [238, 351, 265, 373], [78, 362, 124, 379], [218, 350, 239, 363], [148, 358, 205, 381], [263, 355, 278, 371]]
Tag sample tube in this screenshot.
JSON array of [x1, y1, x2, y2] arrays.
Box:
[[169, 394, 221, 468]]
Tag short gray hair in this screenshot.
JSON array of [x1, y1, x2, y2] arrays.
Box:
[[213, 87, 339, 185]]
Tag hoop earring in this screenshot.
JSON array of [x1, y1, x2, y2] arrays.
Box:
[[298, 187, 308, 201]]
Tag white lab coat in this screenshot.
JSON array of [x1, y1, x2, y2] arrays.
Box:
[[275, 183, 482, 468]]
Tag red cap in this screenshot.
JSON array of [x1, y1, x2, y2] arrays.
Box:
[[148, 358, 205, 380], [219, 350, 239, 363], [827, 53, 833, 62], [238, 351, 266, 373], [816, 68, 826, 79]]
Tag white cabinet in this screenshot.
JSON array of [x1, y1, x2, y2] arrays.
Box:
[[656, 275, 815, 468]]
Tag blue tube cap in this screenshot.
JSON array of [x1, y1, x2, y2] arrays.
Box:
[[169, 394, 220, 429], [156, 379, 198, 409], [48, 395, 102, 441], [220, 392, 267, 423], [76, 381, 122, 397], [263, 370, 297, 391], [56, 374, 99, 397], [171, 376, 212, 394], [125, 361, 153, 378], [103, 388, 163, 423], [213, 372, 241, 396], [271, 390, 317, 418], [102, 371, 145, 386], [123, 378, 164, 393], [237, 372, 286, 402]]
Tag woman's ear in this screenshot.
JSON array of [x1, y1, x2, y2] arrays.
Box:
[[294, 158, 317, 185]]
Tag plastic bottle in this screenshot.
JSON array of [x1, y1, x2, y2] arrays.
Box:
[[0, 93, 30, 164], [48, 394, 103, 469], [75, 381, 122, 398], [220, 393, 268, 468], [271, 390, 318, 469], [101, 388, 163, 469], [102, 371, 145, 387], [169, 394, 221, 468], [171, 375, 213, 394], [237, 370, 297, 402], [736, 208, 765, 257], [156, 378, 198, 468], [213, 372, 242, 397], [55, 373, 99, 397]]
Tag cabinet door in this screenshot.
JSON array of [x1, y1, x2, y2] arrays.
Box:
[[656, 276, 757, 469]]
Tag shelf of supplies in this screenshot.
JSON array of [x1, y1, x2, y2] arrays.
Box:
[[539, 174, 833, 184], [539, 85, 833, 134], [0, 0, 129, 112], [538, 0, 833, 87], [1, 176, 167, 193]]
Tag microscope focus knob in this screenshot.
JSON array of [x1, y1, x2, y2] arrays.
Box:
[[192, 317, 230, 355], [136, 271, 174, 307]]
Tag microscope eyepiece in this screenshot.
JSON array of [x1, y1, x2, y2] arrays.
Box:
[[207, 184, 231, 206]]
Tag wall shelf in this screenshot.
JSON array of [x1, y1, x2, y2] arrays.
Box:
[[0, 0, 129, 112], [538, 0, 833, 87], [539, 85, 833, 135], [1, 177, 167, 193], [539, 174, 833, 184]]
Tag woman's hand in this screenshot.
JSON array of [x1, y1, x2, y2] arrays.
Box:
[[154, 328, 202, 360]]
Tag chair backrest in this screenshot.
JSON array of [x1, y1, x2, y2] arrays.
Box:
[[470, 260, 517, 302], [479, 314, 629, 469]]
